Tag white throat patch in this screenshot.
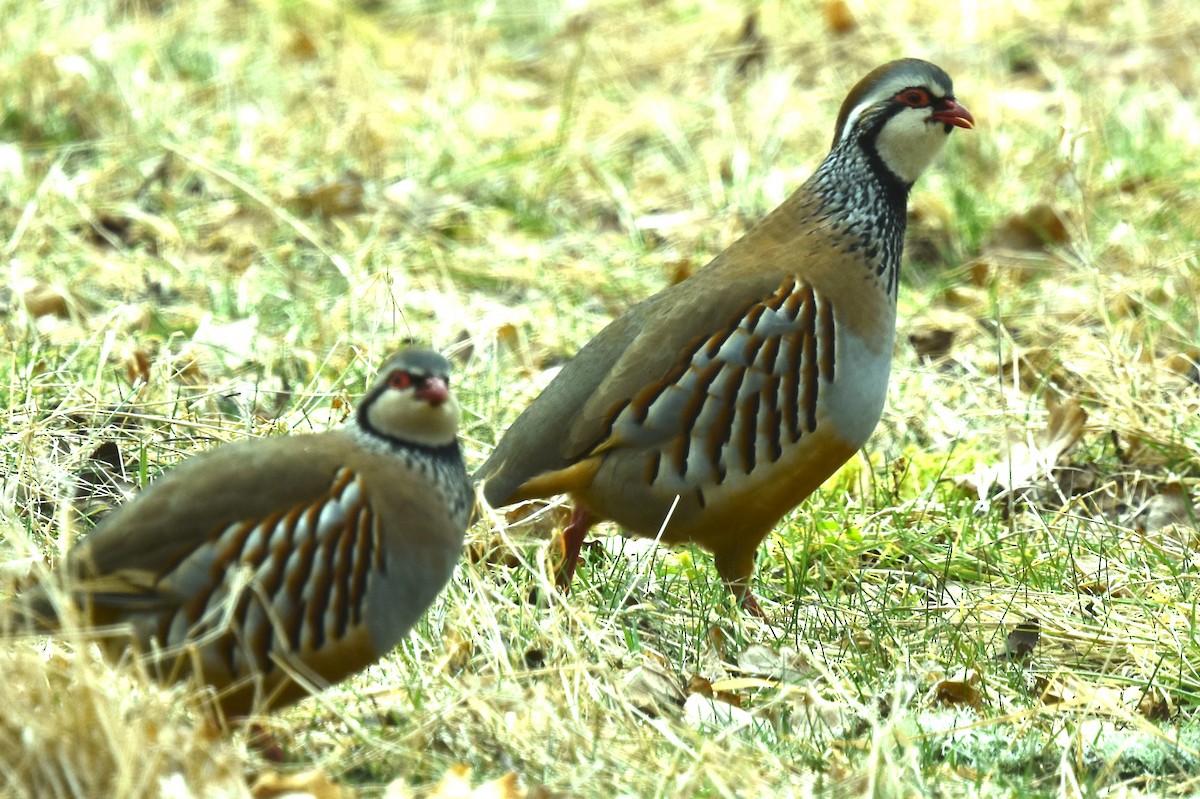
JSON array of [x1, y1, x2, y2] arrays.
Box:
[[874, 106, 951, 185]]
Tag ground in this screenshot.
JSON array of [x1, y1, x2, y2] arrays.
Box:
[[1, 0, 1199, 797]]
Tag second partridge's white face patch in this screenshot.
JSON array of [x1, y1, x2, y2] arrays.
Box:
[[365, 371, 460, 449], [833, 65, 958, 185], [873, 104, 954, 185]]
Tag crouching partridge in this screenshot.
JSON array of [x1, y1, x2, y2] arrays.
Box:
[[476, 59, 973, 614], [10, 348, 471, 717]]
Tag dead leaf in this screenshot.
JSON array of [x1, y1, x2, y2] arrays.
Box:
[[787, 683, 857, 736], [941, 284, 988, 310], [1136, 482, 1195, 533], [1165, 351, 1200, 386], [188, 312, 261, 367], [957, 394, 1087, 501], [1133, 685, 1172, 722], [967, 260, 992, 287], [252, 768, 355, 799], [823, 0, 857, 34], [1037, 675, 1170, 721], [988, 203, 1071, 251], [684, 693, 774, 741], [623, 662, 686, 715], [996, 346, 1069, 394], [287, 29, 319, 61], [522, 646, 546, 669], [439, 628, 474, 674], [929, 668, 983, 710], [909, 309, 975, 353], [384, 178, 472, 238], [385, 766, 523, 799], [495, 322, 522, 351], [1001, 618, 1040, 662], [499, 500, 570, 534], [706, 623, 733, 662], [71, 439, 140, 529], [667, 257, 697, 286], [735, 643, 817, 684], [1036, 676, 1073, 705], [465, 533, 522, 569], [22, 282, 70, 318], [733, 11, 768, 75], [86, 211, 133, 248], [0, 549, 44, 595], [123, 346, 153, 384], [908, 326, 955, 362], [290, 173, 365, 218]]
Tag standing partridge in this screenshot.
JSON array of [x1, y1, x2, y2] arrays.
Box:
[[476, 59, 973, 613], [11, 348, 471, 717]]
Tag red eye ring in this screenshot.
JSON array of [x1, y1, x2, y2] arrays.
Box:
[[897, 88, 931, 108], [388, 371, 414, 390]]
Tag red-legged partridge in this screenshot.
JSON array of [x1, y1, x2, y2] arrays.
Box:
[[12, 348, 471, 717], [476, 59, 973, 614]]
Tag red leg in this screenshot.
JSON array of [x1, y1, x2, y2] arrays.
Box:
[[716, 548, 766, 617], [737, 587, 766, 618], [554, 505, 594, 592]]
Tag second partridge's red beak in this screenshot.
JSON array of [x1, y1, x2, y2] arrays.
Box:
[[931, 99, 974, 130], [416, 377, 450, 406]]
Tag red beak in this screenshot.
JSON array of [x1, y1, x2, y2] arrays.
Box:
[[416, 376, 450, 406], [931, 99, 975, 130]]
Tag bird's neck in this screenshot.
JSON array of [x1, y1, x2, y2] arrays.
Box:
[[805, 136, 911, 301], [350, 423, 475, 526]]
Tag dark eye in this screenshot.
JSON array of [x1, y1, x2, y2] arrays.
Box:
[[896, 88, 931, 107], [388, 370, 414, 390]]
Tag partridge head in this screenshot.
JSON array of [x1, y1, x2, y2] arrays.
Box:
[[9, 348, 471, 718], [476, 59, 973, 614]]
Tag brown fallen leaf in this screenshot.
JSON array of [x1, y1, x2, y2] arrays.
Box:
[[287, 28, 319, 61], [995, 346, 1076, 394], [787, 683, 858, 737], [988, 203, 1071, 251], [1071, 554, 1125, 596], [439, 628, 474, 674], [823, 0, 857, 34], [290, 173, 365, 218], [119, 341, 154, 384], [623, 662, 687, 716], [1000, 618, 1040, 662], [22, 282, 70, 318], [908, 326, 955, 362], [733, 10, 768, 75], [929, 668, 983, 710], [74, 440, 137, 523], [383, 765, 523, 799], [957, 393, 1087, 502], [1036, 675, 1072, 705], [1165, 350, 1200, 386], [684, 693, 773, 741], [1037, 675, 1169, 720], [667, 257, 698, 286], [1134, 685, 1172, 722], [464, 532, 523, 569], [735, 643, 817, 684], [252, 768, 355, 799], [494, 322, 522, 351], [1136, 482, 1195, 534]]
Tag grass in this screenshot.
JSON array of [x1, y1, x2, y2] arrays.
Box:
[[2, 0, 1200, 796]]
